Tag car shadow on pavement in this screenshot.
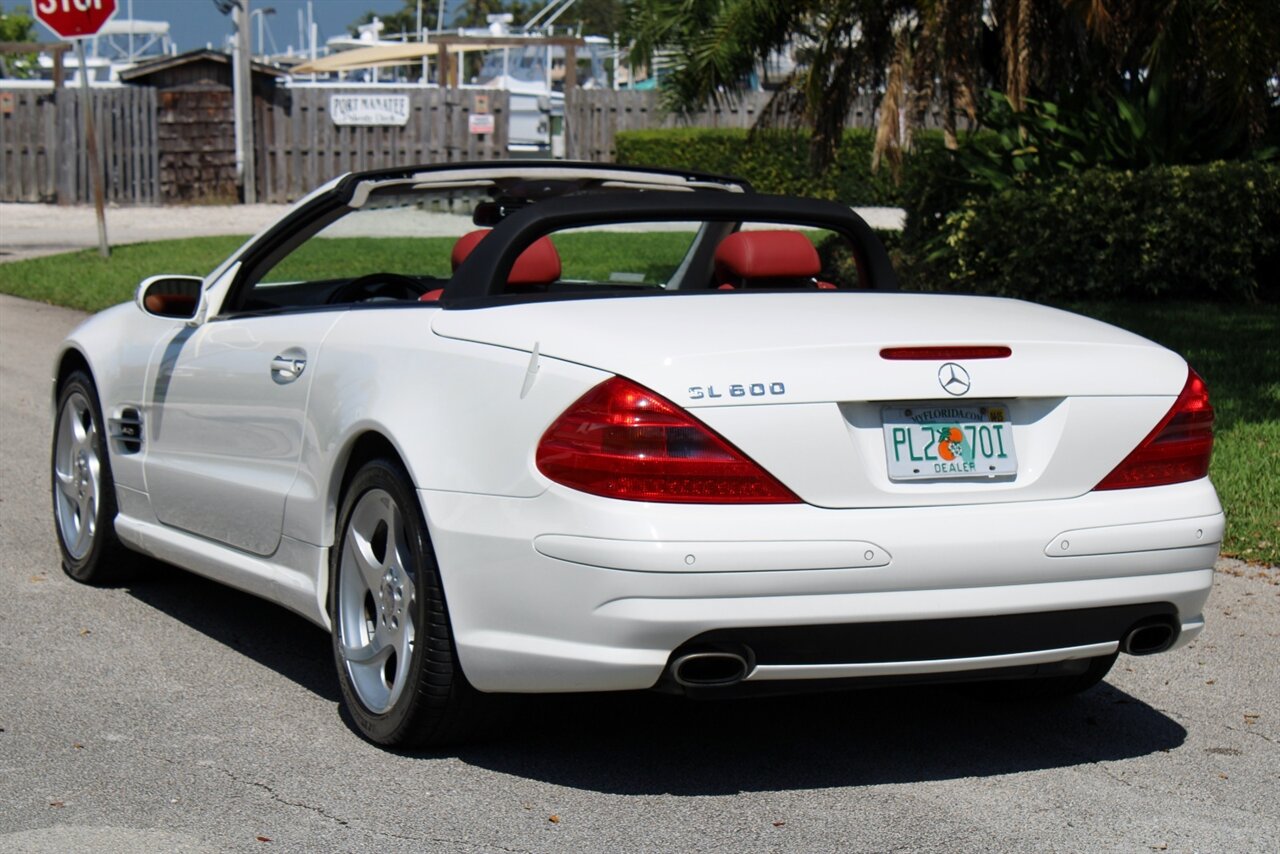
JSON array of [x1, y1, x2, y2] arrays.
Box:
[[122, 563, 1187, 793], [450, 683, 1187, 795], [124, 563, 339, 703]]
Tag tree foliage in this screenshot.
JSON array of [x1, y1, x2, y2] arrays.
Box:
[[0, 2, 39, 79], [621, 0, 1280, 171], [0, 0, 34, 39]]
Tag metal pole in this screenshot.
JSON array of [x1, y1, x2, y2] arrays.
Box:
[[233, 0, 257, 204], [416, 0, 426, 83], [231, 27, 244, 192], [308, 1, 317, 83], [75, 40, 109, 259]]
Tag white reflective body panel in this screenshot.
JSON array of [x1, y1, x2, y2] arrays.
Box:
[[420, 479, 1219, 691], [60, 286, 1222, 692], [433, 293, 1188, 506], [142, 313, 343, 556]]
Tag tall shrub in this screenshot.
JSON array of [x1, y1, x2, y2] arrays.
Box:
[[615, 128, 952, 207], [909, 162, 1279, 301]]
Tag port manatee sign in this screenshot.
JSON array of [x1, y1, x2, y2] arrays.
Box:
[[33, 0, 118, 40]]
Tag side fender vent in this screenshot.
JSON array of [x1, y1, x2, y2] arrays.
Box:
[[110, 407, 143, 454]]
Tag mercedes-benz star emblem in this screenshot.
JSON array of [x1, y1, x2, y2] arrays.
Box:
[[938, 362, 971, 396]]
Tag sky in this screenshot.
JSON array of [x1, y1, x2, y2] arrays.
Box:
[[27, 0, 447, 54]]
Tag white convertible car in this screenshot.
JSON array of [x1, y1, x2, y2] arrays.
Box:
[[51, 162, 1222, 746]]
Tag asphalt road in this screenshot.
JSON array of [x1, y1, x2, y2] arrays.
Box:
[[1, 293, 1277, 853]]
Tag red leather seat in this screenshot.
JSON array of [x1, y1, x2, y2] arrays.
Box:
[[421, 229, 563, 301], [713, 230, 828, 290]]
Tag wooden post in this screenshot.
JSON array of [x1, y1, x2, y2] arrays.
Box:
[[564, 43, 577, 93], [232, 0, 257, 204], [74, 40, 109, 258], [0, 42, 67, 87]]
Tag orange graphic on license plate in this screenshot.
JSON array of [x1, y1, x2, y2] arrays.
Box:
[[937, 427, 965, 461]]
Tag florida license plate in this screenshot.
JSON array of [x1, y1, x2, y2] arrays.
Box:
[[882, 403, 1018, 481]]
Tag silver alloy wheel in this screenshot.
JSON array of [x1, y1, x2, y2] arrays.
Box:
[[336, 488, 418, 715], [53, 390, 102, 561]]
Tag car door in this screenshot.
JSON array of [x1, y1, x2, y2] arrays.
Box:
[[143, 312, 342, 556]]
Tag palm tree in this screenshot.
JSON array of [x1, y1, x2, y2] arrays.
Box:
[[622, 0, 1280, 171], [623, 0, 907, 167]]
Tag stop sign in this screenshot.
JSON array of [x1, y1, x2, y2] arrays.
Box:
[[34, 0, 118, 40]]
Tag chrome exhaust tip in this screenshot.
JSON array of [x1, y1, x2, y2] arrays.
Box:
[[670, 651, 751, 687], [1121, 619, 1177, 656]]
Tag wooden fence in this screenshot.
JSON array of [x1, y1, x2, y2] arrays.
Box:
[[566, 90, 767, 162], [2, 84, 957, 205], [63, 87, 160, 205], [0, 87, 159, 204], [256, 87, 511, 203], [0, 89, 55, 202], [563, 89, 957, 162]]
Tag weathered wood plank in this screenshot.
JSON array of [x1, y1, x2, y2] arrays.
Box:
[[289, 92, 303, 203], [272, 92, 286, 202], [0, 95, 10, 200], [147, 88, 158, 202], [55, 90, 73, 204]]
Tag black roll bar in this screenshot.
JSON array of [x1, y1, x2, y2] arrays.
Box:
[[443, 192, 899, 305]]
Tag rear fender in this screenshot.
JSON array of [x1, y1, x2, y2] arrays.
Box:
[[283, 308, 611, 549]]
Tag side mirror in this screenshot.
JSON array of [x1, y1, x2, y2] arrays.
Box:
[[135, 275, 204, 321]]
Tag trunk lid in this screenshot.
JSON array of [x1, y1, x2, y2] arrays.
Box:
[[431, 293, 1187, 507]]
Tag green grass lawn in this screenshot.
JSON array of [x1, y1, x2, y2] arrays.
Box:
[[1, 235, 1275, 564], [0, 233, 700, 312], [1065, 301, 1279, 567], [0, 236, 251, 313]]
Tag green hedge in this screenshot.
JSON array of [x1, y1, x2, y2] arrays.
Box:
[[615, 129, 1276, 302], [615, 128, 952, 207], [908, 162, 1280, 301]]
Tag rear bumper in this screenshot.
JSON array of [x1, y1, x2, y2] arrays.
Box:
[[420, 478, 1221, 693]]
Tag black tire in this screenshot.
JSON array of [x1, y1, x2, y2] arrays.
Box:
[[329, 457, 485, 746], [51, 370, 132, 584], [976, 652, 1119, 701]]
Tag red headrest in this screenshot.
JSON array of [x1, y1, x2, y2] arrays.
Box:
[[714, 230, 821, 283], [451, 229, 561, 285]]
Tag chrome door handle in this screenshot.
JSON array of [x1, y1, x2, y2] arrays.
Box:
[[270, 355, 306, 383]]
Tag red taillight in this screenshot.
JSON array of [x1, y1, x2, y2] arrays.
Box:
[[1094, 368, 1214, 491], [536, 377, 801, 504], [880, 346, 1011, 360]]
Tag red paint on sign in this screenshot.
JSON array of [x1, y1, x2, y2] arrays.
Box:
[[34, 0, 118, 40], [468, 113, 496, 135]]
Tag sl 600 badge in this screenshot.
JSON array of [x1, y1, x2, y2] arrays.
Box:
[[689, 382, 786, 400]]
